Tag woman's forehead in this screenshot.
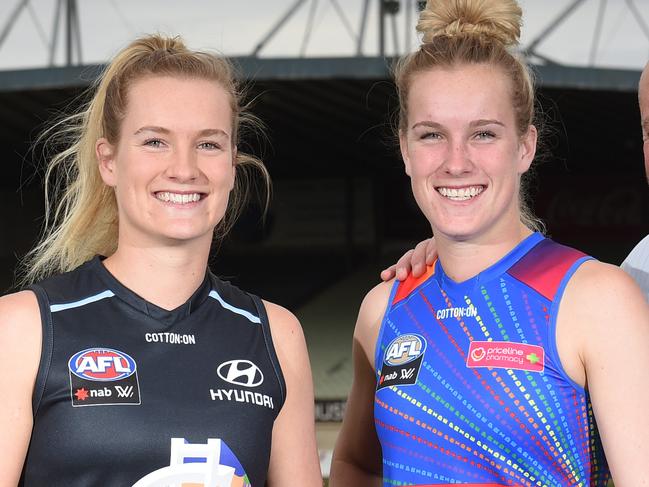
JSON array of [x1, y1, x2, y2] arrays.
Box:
[[407, 65, 515, 121], [121, 76, 233, 130]]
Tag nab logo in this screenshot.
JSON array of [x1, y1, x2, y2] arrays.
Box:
[[384, 334, 426, 366], [217, 360, 263, 388], [68, 348, 136, 381]]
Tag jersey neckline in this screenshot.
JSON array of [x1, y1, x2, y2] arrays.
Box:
[[433, 232, 545, 296], [88, 256, 212, 325]]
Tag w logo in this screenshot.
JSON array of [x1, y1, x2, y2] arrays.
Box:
[[115, 385, 134, 398], [217, 360, 264, 387]]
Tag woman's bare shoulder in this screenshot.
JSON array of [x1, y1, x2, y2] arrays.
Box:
[[561, 259, 649, 348], [0, 290, 41, 328], [0, 290, 42, 359], [353, 280, 394, 367]]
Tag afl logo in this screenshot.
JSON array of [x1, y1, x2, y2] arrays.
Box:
[[384, 334, 426, 366], [68, 348, 137, 382], [217, 360, 264, 388]]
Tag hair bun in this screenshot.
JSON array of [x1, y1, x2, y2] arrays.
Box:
[[417, 0, 522, 47]]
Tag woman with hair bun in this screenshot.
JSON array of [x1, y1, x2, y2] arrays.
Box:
[[0, 35, 321, 486], [331, 0, 649, 485]]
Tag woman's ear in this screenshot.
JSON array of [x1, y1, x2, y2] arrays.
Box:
[[96, 138, 117, 186], [400, 130, 412, 176], [518, 125, 537, 174], [229, 146, 237, 191]]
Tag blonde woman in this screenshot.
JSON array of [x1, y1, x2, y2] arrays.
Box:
[[331, 1, 649, 485], [0, 35, 321, 487]]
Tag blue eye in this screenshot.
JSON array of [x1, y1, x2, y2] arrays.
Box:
[[144, 138, 163, 148], [475, 131, 495, 140], [198, 141, 220, 150]]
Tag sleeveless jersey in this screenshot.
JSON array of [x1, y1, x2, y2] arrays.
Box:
[[374, 233, 610, 486], [21, 257, 285, 487]]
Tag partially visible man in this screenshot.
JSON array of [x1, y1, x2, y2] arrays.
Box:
[[621, 62, 649, 300]]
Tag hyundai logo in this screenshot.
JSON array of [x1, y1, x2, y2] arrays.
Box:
[[217, 360, 264, 387]]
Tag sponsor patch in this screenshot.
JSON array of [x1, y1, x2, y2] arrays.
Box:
[[217, 360, 263, 388], [68, 348, 141, 406], [211, 359, 274, 409], [377, 334, 426, 390], [144, 332, 196, 345], [466, 340, 545, 372]]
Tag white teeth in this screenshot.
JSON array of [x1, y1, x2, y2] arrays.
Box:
[[437, 186, 483, 201], [155, 192, 201, 204]]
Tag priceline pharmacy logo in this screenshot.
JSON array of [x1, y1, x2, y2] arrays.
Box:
[[466, 341, 545, 373]]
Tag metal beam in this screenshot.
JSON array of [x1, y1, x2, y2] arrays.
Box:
[[300, 0, 318, 57], [0, 0, 30, 50], [405, 0, 412, 53], [379, 0, 385, 57], [330, 0, 357, 44], [49, 0, 62, 65], [357, 0, 371, 55], [626, 0, 649, 42], [252, 0, 308, 57], [72, 0, 82, 64], [524, 0, 587, 58], [390, 5, 399, 54], [26, 2, 49, 48], [589, 0, 607, 66], [66, 0, 73, 65]]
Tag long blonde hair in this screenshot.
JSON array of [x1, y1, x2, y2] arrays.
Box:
[[21, 34, 269, 285], [395, 0, 544, 233]]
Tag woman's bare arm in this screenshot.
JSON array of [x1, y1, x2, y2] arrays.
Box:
[[264, 301, 323, 486], [558, 261, 649, 486], [329, 281, 392, 486], [0, 291, 42, 486]]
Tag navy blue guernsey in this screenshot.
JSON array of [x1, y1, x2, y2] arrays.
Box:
[[21, 257, 285, 487]]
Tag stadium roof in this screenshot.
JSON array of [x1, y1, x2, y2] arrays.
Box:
[[0, 57, 642, 92]]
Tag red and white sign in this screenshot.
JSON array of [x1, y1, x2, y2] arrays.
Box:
[[466, 341, 544, 372]]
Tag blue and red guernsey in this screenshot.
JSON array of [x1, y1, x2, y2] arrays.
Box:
[[374, 233, 610, 486]]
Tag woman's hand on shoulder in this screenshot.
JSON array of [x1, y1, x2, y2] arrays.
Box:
[[0, 290, 42, 486], [562, 261, 649, 485], [380, 238, 437, 282], [263, 301, 323, 487]]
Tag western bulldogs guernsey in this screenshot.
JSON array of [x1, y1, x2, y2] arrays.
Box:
[[374, 233, 610, 486], [21, 257, 285, 487]]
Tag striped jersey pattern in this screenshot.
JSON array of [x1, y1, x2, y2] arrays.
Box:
[[374, 233, 610, 486]]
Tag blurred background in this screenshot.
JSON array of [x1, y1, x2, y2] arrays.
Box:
[[0, 0, 647, 480]]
